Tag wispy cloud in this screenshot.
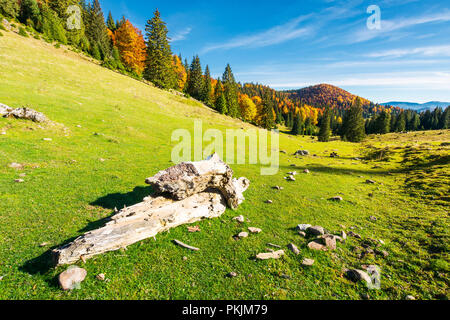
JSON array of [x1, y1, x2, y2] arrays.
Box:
[[351, 11, 450, 43], [170, 27, 192, 42], [366, 45, 450, 58], [201, 15, 313, 53]]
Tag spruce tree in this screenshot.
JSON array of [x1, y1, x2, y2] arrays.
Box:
[[375, 110, 391, 134], [186, 55, 203, 100], [143, 9, 176, 89], [106, 11, 116, 31], [222, 64, 239, 118], [342, 97, 366, 142], [20, 0, 40, 28], [318, 106, 332, 142], [0, 0, 20, 18], [291, 114, 302, 135], [201, 65, 213, 106], [85, 0, 111, 59], [395, 111, 406, 132], [260, 92, 275, 130]]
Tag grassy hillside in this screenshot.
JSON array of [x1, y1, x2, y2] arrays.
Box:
[[0, 30, 448, 300]]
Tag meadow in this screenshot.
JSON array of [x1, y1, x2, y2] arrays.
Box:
[[0, 30, 448, 300]]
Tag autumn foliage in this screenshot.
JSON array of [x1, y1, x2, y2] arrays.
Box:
[[111, 19, 146, 75]]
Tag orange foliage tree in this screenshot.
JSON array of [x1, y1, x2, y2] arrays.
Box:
[[112, 19, 146, 75], [172, 55, 187, 91]]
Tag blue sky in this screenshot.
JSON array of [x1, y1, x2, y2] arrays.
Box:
[[99, 0, 450, 103]]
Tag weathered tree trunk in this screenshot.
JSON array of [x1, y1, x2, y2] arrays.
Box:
[[146, 154, 249, 209], [52, 154, 250, 266]]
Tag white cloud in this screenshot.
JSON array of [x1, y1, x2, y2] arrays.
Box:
[[201, 15, 313, 53], [366, 45, 450, 58], [351, 11, 450, 43], [170, 27, 192, 42]]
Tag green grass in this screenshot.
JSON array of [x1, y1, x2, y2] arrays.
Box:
[[0, 30, 448, 300]]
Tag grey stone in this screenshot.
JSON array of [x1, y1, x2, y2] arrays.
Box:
[[307, 226, 325, 236], [58, 266, 87, 291], [287, 243, 300, 255]]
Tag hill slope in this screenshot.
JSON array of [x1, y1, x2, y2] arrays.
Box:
[[284, 84, 388, 114], [0, 31, 448, 300]]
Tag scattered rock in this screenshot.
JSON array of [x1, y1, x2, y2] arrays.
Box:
[[307, 226, 325, 236], [296, 224, 312, 232], [9, 163, 23, 170], [308, 240, 327, 251], [19, 173, 26, 177], [286, 175, 296, 181], [227, 272, 238, 278], [96, 273, 105, 281], [0, 131, 6, 135], [348, 231, 362, 239], [182, 256, 188, 261], [302, 258, 315, 266], [319, 235, 337, 250], [273, 186, 284, 190], [379, 239, 385, 245], [369, 216, 377, 221], [330, 152, 339, 158], [14, 179, 24, 183], [237, 232, 249, 239], [303, 169, 310, 174], [287, 243, 300, 255], [344, 269, 372, 286], [2, 107, 48, 123], [329, 196, 343, 202], [281, 274, 291, 280], [294, 150, 309, 156], [39, 242, 49, 247], [99, 158, 105, 162], [43, 138, 52, 141], [187, 226, 201, 233], [265, 200, 273, 204], [340, 231, 347, 241], [405, 295, 416, 301], [287, 171, 297, 176], [248, 227, 262, 234], [366, 179, 376, 184], [298, 231, 306, 237], [256, 250, 285, 260], [233, 215, 245, 223], [267, 243, 282, 249], [58, 266, 87, 291]]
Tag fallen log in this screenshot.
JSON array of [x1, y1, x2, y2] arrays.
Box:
[[53, 155, 250, 266], [146, 153, 249, 210]]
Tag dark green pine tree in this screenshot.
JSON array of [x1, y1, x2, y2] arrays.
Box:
[[395, 111, 406, 132], [85, 0, 111, 60], [143, 9, 176, 89], [106, 11, 116, 31], [375, 110, 391, 134], [222, 64, 240, 118], [201, 65, 213, 107], [19, 0, 40, 27], [260, 91, 275, 130], [0, 0, 20, 18], [341, 97, 366, 142], [441, 106, 450, 129], [291, 113, 303, 135], [186, 55, 203, 100], [318, 106, 332, 142], [214, 81, 227, 114]]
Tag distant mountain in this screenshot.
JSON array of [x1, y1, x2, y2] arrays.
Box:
[[381, 101, 450, 112], [283, 84, 385, 114]]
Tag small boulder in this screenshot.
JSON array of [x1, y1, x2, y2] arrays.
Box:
[[307, 226, 325, 236], [308, 240, 327, 251], [227, 272, 238, 278], [344, 269, 372, 286], [96, 273, 105, 281], [329, 196, 343, 202], [265, 200, 273, 204], [302, 258, 315, 266], [287, 243, 300, 255], [405, 295, 416, 301], [14, 179, 24, 183], [248, 227, 262, 234], [58, 266, 87, 291], [232, 215, 245, 223], [298, 231, 307, 237], [303, 169, 310, 174], [366, 179, 376, 184], [296, 224, 312, 232], [237, 232, 248, 239], [256, 250, 285, 260]]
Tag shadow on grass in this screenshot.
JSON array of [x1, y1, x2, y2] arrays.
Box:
[[20, 186, 155, 280]]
